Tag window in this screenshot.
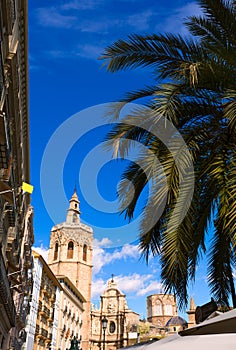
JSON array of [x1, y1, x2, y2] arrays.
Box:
[[83, 244, 87, 261], [164, 304, 173, 315], [109, 321, 116, 334], [54, 242, 58, 260], [147, 302, 152, 318], [67, 241, 74, 259], [154, 302, 162, 316]]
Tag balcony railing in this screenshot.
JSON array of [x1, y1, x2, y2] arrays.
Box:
[[38, 301, 42, 311], [7, 0, 16, 29], [0, 52, 4, 99], [0, 248, 16, 326], [0, 114, 12, 183], [40, 328, 48, 339], [42, 305, 50, 317]]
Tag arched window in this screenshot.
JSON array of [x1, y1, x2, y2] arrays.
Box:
[[54, 242, 58, 260], [164, 304, 173, 316], [147, 301, 152, 318], [154, 300, 163, 316], [83, 244, 87, 261], [67, 241, 74, 259]]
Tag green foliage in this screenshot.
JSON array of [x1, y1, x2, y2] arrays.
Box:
[[101, 0, 236, 308]]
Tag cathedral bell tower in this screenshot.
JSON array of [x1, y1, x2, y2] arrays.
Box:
[[48, 190, 93, 350], [66, 190, 81, 224]]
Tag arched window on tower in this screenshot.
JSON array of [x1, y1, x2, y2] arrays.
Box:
[[54, 242, 58, 260], [154, 299, 163, 316], [83, 244, 87, 261], [164, 303, 173, 315], [67, 241, 74, 259]]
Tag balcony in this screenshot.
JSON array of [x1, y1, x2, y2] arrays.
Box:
[[50, 292, 56, 301], [39, 304, 50, 318], [42, 305, 50, 317], [0, 248, 16, 327], [0, 114, 12, 184], [38, 300, 42, 311], [40, 327, 48, 339], [0, 53, 4, 99], [49, 309, 54, 321], [42, 284, 51, 296]]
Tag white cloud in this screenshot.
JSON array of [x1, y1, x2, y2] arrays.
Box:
[[137, 280, 163, 296], [76, 44, 104, 60], [35, 7, 77, 28], [33, 244, 49, 262], [115, 273, 153, 294], [91, 278, 107, 299], [92, 240, 139, 275], [160, 2, 202, 35], [61, 0, 102, 11], [92, 273, 162, 301], [94, 237, 113, 248], [126, 10, 155, 31]]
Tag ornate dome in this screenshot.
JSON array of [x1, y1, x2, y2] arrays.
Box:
[[166, 316, 187, 327]]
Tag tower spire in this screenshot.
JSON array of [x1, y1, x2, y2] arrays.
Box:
[[66, 188, 80, 224]]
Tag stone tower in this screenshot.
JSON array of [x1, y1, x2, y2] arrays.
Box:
[[186, 297, 196, 328], [147, 294, 178, 328], [48, 190, 93, 350]]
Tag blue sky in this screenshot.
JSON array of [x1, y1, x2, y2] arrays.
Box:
[[29, 0, 213, 319]]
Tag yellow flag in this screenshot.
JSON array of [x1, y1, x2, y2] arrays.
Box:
[[22, 182, 34, 194]]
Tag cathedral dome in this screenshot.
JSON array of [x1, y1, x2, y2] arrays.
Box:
[[166, 316, 187, 327]]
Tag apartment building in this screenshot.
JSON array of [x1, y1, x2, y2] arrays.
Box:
[[0, 1, 34, 349]]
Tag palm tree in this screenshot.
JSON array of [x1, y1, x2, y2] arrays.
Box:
[[100, 0, 236, 308]]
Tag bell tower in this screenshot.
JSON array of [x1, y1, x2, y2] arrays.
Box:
[[66, 189, 81, 224], [48, 189, 93, 350]]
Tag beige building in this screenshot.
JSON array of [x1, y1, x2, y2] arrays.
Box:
[[147, 294, 188, 336], [48, 190, 93, 350], [147, 294, 178, 329], [0, 0, 34, 349], [56, 276, 85, 350], [24, 251, 62, 350], [25, 252, 85, 350], [90, 278, 140, 350]]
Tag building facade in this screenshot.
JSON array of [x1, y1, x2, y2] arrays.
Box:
[[90, 278, 140, 350], [147, 294, 178, 329], [48, 190, 93, 350], [25, 252, 85, 350], [24, 251, 62, 350], [0, 0, 34, 349], [56, 276, 85, 350], [146, 294, 189, 336]]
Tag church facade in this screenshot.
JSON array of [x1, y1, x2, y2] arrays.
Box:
[[90, 278, 140, 350], [48, 190, 93, 350]]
